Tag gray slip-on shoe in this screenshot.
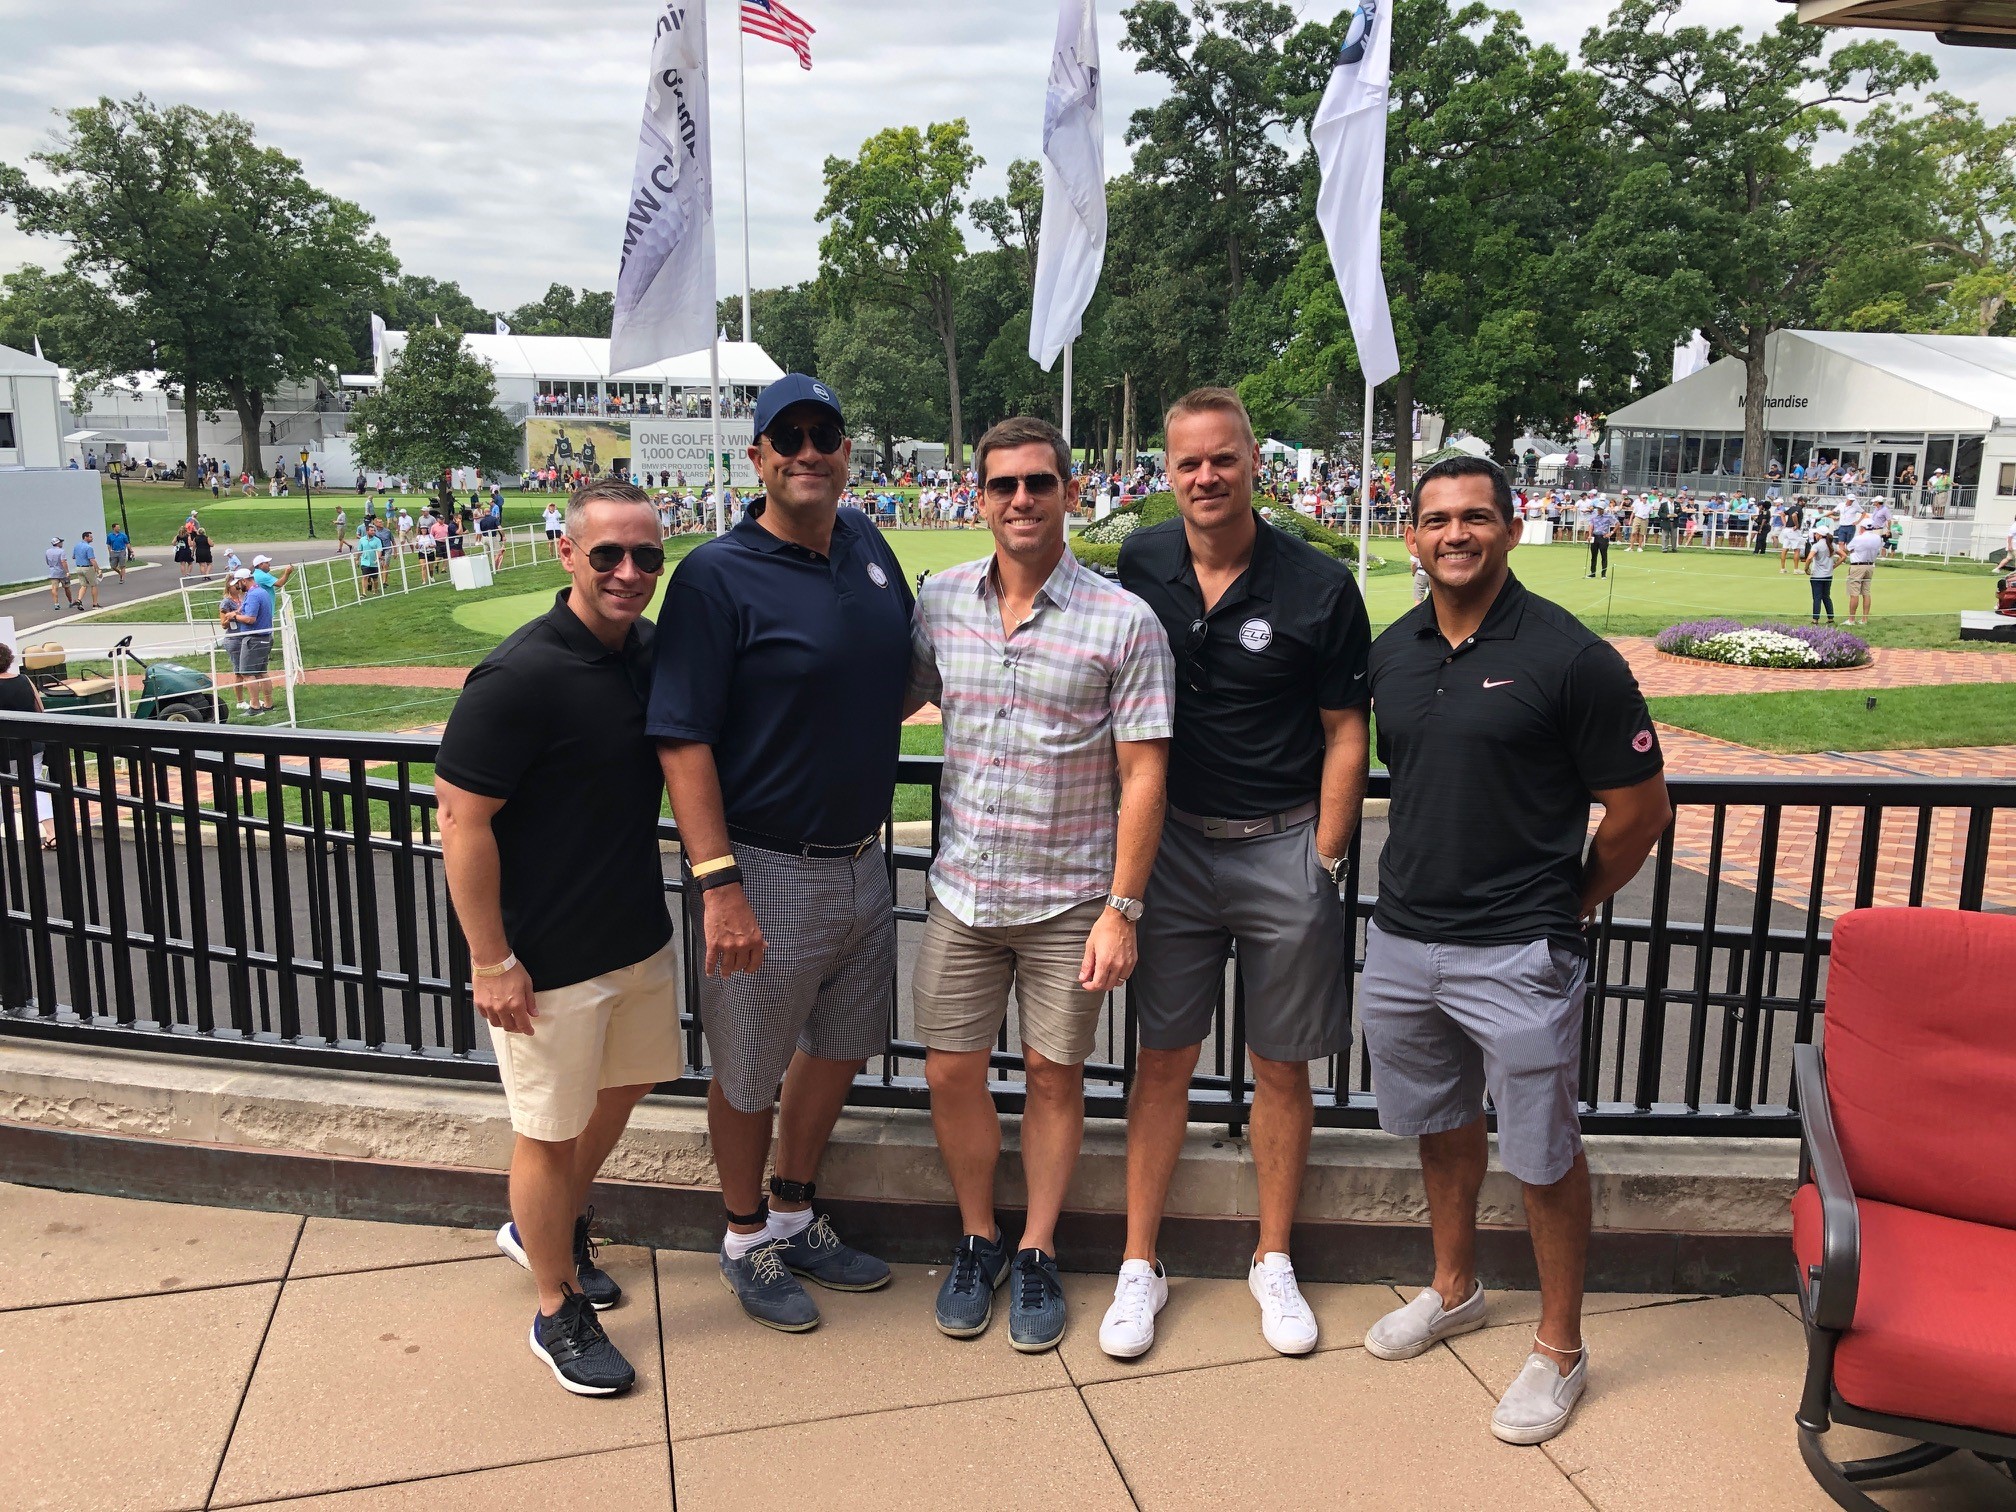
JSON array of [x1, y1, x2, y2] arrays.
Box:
[[1492, 1349, 1588, 1445], [1364, 1281, 1488, 1361]]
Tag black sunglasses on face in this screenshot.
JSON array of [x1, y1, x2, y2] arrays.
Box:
[[982, 471, 1063, 504], [1184, 617, 1212, 694], [763, 419, 845, 457], [573, 539, 666, 574]]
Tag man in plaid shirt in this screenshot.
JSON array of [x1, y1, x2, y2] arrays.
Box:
[[907, 415, 1174, 1354]]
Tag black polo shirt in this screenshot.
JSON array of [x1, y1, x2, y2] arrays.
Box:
[[435, 590, 672, 992], [647, 502, 913, 845], [1368, 573, 1663, 953], [1118, 513, 1370, 817]]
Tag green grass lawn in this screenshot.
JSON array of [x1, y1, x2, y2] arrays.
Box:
[[1648, 683, 2016, 753]]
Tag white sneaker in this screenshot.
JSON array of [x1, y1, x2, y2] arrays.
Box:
[[1098, 1258, 1168, 1359], [1492, 1347, 1588, 1444], [1247, 1252, 1319, 1355], [1364, 1281, 1488, 1360]]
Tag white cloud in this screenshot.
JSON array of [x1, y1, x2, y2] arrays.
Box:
[[0, 0, 2001, 312]]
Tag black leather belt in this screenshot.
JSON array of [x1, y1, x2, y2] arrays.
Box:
[[1167, 800, 1318, 840], [727, 825, 879, 860]]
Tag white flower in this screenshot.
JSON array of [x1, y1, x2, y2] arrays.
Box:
[[1696, 629, 1820, 668]]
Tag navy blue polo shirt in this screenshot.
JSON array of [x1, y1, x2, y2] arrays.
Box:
[[648, 503, 914, 845]]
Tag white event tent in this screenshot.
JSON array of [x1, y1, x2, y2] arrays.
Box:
[[370, 331, 783, 419]]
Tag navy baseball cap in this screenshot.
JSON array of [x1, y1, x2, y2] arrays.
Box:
[[752, 374, 844, 437]]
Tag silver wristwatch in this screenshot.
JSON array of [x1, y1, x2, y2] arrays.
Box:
[[1106, 894, 1145, 923]]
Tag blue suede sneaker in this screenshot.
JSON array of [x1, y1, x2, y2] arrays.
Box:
[[1008, 1247, 1067, 1353], [773, 1213, 892, 1292], [719, 1238, 821, 1332], [934, 1231, 1011, 1338]]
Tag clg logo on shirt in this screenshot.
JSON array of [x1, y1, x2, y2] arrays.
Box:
[[1336, 0, 1377, 65], [1238, 618, 1273, 653]]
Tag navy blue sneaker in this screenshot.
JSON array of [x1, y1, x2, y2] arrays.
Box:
[[935, 1231, 1011, 1338], [1008, 1247, 1067, 1354], [496, 1213, 621, 1311], [529, 1287, 635, 1396], [773, 1213, 892, 1292], [719, 1238, 821, 1332]]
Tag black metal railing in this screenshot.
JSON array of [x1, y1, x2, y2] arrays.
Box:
[[3, 712, 2010, 1138]]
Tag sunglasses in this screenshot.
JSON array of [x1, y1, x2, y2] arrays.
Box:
[[571, 538, 666, 574], [1183, 618, 1212, 695], [982, 471, 1063, 504], [763, 419, 845, 457]]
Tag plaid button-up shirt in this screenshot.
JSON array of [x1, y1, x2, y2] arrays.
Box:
[[909, 551, 1175, 928]]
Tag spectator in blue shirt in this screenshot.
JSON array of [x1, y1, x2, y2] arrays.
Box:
[[357, 525, 383, 595], [225, 570, 278, 713], [106, 525, 131, 582], [70, 532, 103, 609]]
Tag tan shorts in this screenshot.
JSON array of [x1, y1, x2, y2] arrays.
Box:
[[488, 942, 682, 1141], [1848, 564, 1875, 592], [912, 896, 1107, 1065]]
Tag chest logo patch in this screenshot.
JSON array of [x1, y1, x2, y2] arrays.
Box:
[[866, 561, 889, 588], [1238, 618, 1273, 653], [1482, 678, 1514, 689], [1633, 729, 1655, 753]]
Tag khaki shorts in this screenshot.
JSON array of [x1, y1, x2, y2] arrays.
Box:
[[488, 942, 682, 1141], [1848, 563, 1875, 592], [913, 896, 1107, 1065]]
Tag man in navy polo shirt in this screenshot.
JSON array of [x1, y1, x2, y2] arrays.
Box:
[[650, 375, 913, 1332], [1359, 456, 1671, 1446]]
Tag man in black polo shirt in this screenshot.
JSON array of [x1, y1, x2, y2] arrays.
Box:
[[1105, 388, 1370, 1362], [1359, 455, 1671, 1447], [436, 480, 674, 1398], [650, 374, 912, 1332]]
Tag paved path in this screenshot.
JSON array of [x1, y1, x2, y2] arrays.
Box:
[[7, 539, 344, 637], [8, 1181, 2010, 1512], [1618, 637, 2016, 697]]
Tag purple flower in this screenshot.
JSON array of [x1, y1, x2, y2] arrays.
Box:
[[1656, 618, 1743, 654], [1755, 622, 1871, 667]]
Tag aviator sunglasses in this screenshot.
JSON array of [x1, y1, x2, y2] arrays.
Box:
[[571, 539, 667, 574], [981, 470, 1063, 504], [763, 418, 846, 457]]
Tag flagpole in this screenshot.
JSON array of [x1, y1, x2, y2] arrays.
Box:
[[1357, 376, 1374, 592], [1061, 342, 1073, 451], [709, 339, 727, 535], [738, 20, 754, 346]]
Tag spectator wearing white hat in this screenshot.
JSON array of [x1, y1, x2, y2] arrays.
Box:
[[250, 553, 296, 594], [223, 567, 277, 714]]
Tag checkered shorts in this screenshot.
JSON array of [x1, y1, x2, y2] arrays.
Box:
[[688, 840, 894, 1112]]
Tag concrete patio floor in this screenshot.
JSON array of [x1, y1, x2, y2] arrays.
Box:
[[5, 1181, 2013, 1512]]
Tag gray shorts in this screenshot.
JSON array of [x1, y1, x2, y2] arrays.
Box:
[[231, 633, 272, 675], [688, 840, 893, 1113], [1130, 816, 1348, 1062], [1358, 920, 1589, 1186]]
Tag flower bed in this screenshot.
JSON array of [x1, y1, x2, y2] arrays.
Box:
[[1655, 620, 1871, 670]]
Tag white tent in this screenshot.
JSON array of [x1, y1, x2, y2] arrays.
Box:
[[379, 331, 783, 388]]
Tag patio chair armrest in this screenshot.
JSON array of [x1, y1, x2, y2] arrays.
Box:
[[1794, 1042, 1860, 1331]]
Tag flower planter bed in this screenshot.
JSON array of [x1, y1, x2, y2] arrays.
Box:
[[1655, 619, 1872, 671]]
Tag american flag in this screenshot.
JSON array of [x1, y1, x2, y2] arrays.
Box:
[[741, 0, 815, 70]]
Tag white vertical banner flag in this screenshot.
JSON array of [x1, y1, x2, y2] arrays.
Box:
[[1027, 0, 1106, 372], [610, 2, 717, 375], [1672, 329, 1711, 382], [369, 313, 387, 375], [495, 315, 512, 336], [1311, 1, 1399, 388]]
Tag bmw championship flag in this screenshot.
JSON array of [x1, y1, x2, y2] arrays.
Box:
[[1027, 0, 1106, 373], [610, 2, 717, 374], [1311, 0, 1399, 388]]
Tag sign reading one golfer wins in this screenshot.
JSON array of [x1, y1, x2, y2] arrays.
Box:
[[525, 417, 757, 488]]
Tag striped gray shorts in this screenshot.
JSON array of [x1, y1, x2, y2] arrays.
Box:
[[688, 839, 894, 1113]]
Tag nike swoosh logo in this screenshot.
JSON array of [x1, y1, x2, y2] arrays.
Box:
[[1482, 679, 1515, 689]]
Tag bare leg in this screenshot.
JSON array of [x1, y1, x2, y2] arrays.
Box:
[[567, 1082, 654, 1212], [1123, 1043, 1202, 1263], [1420, 1115, 1488, 1308], [1523, 1150, 1591, 1374], [709, 1077, 775, 1238], [509, 1133, 579, 1314], [771, 1051, 865, 1218], [1250, 1054, 1313, 1258], [926, 1046, 1001, 1238], [1016, 1048, 1084, 1256]]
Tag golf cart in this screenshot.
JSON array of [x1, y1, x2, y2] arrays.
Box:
[[23, 636, 228, 723]]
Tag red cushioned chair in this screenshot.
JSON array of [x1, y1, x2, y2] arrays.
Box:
[[1793, 907, 2016, 1508]]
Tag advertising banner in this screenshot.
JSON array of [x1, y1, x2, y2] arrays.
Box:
[[525, 417, 757, 487]]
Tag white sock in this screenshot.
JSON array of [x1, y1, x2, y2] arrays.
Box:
[[722, 1226, 768, 1260], [767, 1205, 814, 1240]]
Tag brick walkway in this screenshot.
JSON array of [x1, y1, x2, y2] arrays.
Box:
[[1618, 638, 2016, 697], [302, 664, 469, 689]]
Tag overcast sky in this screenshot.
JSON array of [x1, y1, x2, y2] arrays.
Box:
[[1, 0, 2005, 314]]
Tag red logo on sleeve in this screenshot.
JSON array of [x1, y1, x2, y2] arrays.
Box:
[[1632, 729, 1655, 754]]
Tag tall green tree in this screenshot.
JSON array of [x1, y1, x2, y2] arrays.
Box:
[[718, 283, 826, 376], [1582, 0, 1935, 482], [815, 306, 944, 472], [507, 283, 615, 337], [0, 264, 136, 376], [818, 121, 982, 465], [971, 158, 1044, 289], [349, 324, 519, 511]]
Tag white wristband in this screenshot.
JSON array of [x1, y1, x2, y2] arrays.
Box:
[[471, 952, 518, 979]]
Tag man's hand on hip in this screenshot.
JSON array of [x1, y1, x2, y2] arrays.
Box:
[[1079, 909, 1138, 994], [703, 884, 766, 977], [474, 962, 537, 1036]]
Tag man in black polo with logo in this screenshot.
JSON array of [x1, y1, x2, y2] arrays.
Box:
[[1359, 455, 1671, 1448], [650, 374, 912, 1332], [1105, 388, 1371, 1362], [437, 480, 675, 1398]]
